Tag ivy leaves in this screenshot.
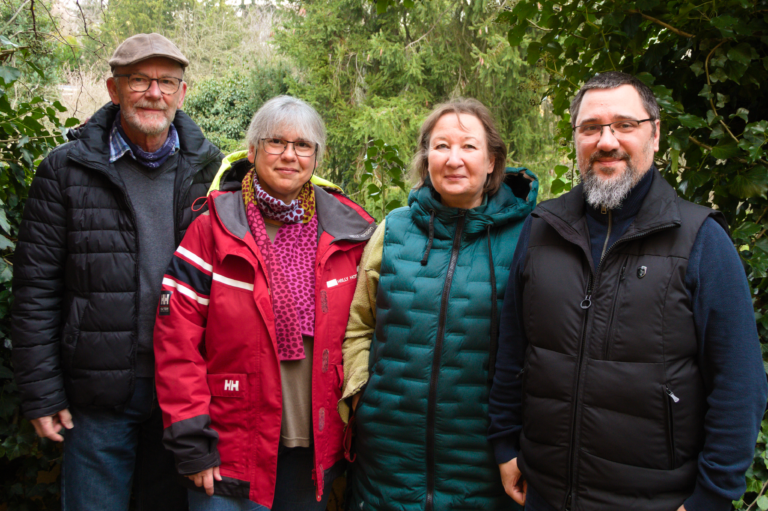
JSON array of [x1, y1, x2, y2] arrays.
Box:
[[0, 33, 77, 510]]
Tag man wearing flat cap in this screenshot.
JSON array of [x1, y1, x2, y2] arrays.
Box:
[[10, 33, 223, 510]]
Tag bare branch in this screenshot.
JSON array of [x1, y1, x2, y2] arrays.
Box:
[[0, 0, 31, 34], [704, 39, 741, 146], [29, 0, 36, 39], [627, 9, 695, 38], [75, 0, 91, 37], [745, 479, 768, 510], [688, 135, 713, 151], [405, 6, 452, 50]]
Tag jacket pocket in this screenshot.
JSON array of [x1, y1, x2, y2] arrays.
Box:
[[603, 257, 628, 360], [60, 296, 88, 370], [664, 384, 679, 469], [207, 373, 248, 475]]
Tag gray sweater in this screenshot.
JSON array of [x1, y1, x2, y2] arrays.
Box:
[[114, 152, 179, 377]]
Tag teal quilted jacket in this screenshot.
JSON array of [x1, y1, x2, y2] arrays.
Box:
[[349, 168, 537, 511]]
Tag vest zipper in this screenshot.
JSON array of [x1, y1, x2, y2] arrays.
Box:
[[566, 272, 592, 511], [425, 210, 466, 511], [602, 258, 628, 359], [664, 385, 680, 468], [564, 222, 677, 510], [599, 210, 612, 263]]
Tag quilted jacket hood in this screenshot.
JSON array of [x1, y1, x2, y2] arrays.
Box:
[[409, 166, 538, 240]]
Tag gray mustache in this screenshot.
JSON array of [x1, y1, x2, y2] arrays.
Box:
[[135, 101, 168, 111], [590, 150, 629, 163]]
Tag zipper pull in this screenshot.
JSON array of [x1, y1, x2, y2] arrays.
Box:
[[516, 367, 527, 379], [601, 206, 607, 214], [665, 386, 680, 403], [580, 294, 592, 309], [565, 491, 572, 510]]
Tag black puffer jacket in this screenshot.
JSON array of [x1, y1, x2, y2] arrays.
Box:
[[11, 103, 223, 419]]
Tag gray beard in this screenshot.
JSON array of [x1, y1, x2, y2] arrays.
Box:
[[581, 152, 639, 210]]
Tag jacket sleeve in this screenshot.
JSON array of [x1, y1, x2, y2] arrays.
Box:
[[683, 218, 768, 511], [11, 151, 69, 419], [339, 220, 385, 423], [154, 211, 220, 476], [487, 216, 532, 464]]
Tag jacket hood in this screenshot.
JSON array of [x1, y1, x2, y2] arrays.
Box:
[[66, 102, 222, 174], [208, 151, 342, 195], [408, 166, 538, 239]]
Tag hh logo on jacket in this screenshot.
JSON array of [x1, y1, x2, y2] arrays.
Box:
[[224, 380, 239, 392]]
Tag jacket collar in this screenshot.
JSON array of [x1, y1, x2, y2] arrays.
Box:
[[211, 185, 375, 244], [67, 102, 221, 181], [409, 167, 538, 240], [534, 167, 682, 249]]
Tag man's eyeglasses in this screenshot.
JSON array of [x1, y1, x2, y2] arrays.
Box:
[[113, 74, 183, 95], [261, 138, 317, 157], [573, 119, 654, 138]]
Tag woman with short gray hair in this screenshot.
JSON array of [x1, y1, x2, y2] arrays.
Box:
[[154, 95, 376, 511]]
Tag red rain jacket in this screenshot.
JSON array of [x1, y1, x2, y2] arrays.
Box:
[[154, 176, 375, 507]]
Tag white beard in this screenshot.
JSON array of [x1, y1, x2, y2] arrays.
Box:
[[120, 99, 173, 136]]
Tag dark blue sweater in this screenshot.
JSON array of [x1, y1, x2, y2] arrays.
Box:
[[488, 170, 767, 511]]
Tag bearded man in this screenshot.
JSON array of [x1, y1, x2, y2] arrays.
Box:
[[11, 33, 222, 510], [488, 72, 767, 511]]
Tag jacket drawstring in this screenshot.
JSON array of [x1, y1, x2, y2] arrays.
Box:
[[487, 224, 499, 383], [420, 209, 436, 266]]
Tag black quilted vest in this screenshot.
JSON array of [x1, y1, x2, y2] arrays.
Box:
[[519, 171, 727, 511]]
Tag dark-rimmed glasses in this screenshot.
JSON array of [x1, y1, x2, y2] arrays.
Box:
[[260, 138, 317, 157], [113, 74, 183, 95], [573, 119, 654, 138]]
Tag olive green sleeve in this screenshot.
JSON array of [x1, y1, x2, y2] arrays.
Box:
[[338, 220, 385, 424]]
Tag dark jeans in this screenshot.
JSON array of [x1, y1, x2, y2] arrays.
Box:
[[188, 447, 345, 511], [61, 377, 186, 511]]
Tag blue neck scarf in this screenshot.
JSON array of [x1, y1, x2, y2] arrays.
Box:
[[114, 112, 178, 169]]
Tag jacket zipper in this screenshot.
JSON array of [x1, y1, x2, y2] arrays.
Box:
[[563, 222, 677, 510], [425, 210, 466, 511]]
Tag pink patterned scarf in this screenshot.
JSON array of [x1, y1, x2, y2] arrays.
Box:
[[243, 168, 317, 361]]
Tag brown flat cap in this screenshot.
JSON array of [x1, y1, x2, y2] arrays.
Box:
[[109, 33, 189, 70]]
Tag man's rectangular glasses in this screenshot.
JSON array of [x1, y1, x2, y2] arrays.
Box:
[[113, 74, 183, 95], [573, 119, 653, 138], [261, 138, 317, 157]]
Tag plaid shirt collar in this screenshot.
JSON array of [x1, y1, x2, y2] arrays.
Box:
[[108, 121, 180, 163]]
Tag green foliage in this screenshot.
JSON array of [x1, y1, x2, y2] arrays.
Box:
[[500, 1, 768, 507], [84, 0, 278, 86], [184, 63, 291, 154], [1, 0, 73, 92], [274, 0, 561, 196], [362, 140, 410, 221], [0, 31, 78, 509], [98, 0, 195, 49]]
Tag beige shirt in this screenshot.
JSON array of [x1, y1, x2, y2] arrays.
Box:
[[264, 222, 314, 448]]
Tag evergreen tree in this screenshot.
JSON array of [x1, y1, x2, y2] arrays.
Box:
[[275, 0, 560, 194]]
